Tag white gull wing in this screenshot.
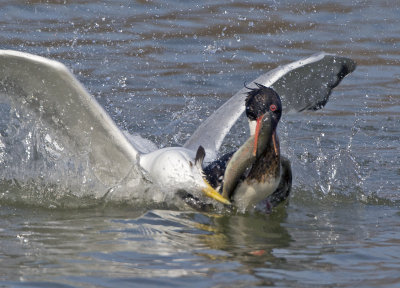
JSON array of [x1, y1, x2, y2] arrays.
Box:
[[184, 52, 356, 162], [0, 50, 140, 186]]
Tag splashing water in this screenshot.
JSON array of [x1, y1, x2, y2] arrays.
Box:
[[0, 91, 187, 208]]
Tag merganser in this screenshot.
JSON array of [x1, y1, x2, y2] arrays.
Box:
[[201, 84, 291, 211]]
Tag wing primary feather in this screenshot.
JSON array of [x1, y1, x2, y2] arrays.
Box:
[[195, 145, 206, 168], [0, 50, 140, 186]]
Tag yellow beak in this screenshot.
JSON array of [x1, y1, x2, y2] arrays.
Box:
[[202, 179, 231, 205]]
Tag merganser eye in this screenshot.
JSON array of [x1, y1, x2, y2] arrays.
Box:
[[270, 104, 277, 111]]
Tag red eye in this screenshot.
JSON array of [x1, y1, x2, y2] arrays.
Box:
[[270, 104, 277, 112]]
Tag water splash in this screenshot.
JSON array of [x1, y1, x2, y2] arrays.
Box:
[[278, 112, 378, 205], [0, 94, 168, 208]]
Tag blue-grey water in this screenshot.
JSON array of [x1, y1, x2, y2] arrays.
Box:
[[1, 1, 399, 287]]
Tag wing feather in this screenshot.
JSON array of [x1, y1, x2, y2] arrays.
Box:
[[0, 50, 139, 186]]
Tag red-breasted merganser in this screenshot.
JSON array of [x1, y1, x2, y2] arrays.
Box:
[[203, 84, 292, 211]]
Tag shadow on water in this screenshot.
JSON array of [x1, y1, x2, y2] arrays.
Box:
[[195, 207, 292, 271]]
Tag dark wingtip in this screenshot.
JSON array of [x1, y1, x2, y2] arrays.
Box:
[[312, 55, 357, 110], [272, 54, 357, 113], [324, 55, 357, 94], [337, 57, 357, 81], [195, 145, 206, 166]]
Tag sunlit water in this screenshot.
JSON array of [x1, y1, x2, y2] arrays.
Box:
[[1, 1, 399, 287]]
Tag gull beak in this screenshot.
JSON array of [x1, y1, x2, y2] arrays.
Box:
[[253, 115, 264, 156], [202, 179, 231, 205]]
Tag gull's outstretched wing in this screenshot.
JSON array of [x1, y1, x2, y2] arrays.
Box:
[[184, 52, 356, 162], [0, 50, 139, 186]]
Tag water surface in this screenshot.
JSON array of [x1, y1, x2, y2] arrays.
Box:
[[0, 1, 399, 287]]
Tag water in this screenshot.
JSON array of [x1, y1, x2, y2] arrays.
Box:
[[1, 0, 399, 287]]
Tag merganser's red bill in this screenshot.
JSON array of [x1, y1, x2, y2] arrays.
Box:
[[272, 130, 278, 156], [253, 115, 263, 156]]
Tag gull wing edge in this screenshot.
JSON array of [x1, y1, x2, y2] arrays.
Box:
[[0, 50, 141, 186]]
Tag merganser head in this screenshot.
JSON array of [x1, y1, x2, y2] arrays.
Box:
[[245, 83, 282, 157]]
